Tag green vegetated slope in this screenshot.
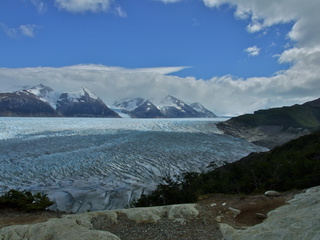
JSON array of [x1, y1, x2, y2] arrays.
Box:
[[133, 131, 320, 207], [228, 97, 320, 130]]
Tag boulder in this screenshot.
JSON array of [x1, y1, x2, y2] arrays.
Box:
[[228, 207, 241, 217], [255, 213, 267, 219], [265, 190, 281, 197], [167, 204, 199, 221]]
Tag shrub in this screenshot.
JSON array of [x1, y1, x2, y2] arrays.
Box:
[[0, 189, 54, 212]]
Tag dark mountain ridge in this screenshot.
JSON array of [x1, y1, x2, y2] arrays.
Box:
[[217, 97, 320, 148]]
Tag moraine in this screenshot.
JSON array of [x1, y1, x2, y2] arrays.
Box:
[[0, 118, 267, 213]]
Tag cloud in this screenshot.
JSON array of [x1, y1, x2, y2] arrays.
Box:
[[54, 0, 112, 13], [0, 23, 39, 38], [157, 0, 184, 3], [114, 5, 127, 17], [132, 66, 191, 75], [0, 23, 18, 38], [2, 0, 320, 115], [1, 64, 319, 116], [198, 0, 320, 112], [30, 0, 47, 14], [244, 46, 260, 56], [202, 0, 320, 46], [19, 24, 39, 38]]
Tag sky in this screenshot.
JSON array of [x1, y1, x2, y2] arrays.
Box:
[[0, 0, 320, 115]]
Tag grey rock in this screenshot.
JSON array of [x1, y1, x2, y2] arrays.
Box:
[[265, 190, 281, 197], [220, 185, 320, 240], [255, 213, 267, 219]]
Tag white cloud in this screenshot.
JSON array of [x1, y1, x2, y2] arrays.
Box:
[[54, 0, 112, 13], [202, 0, 320, 47], [2, 0, 320, 115], [30, 0, 47, 14], [157, 0, 184, 3], [1, 64, 319, 115], [132, 66, 191, 75], [114, 5, 127, 17], [19, 24, 38, 38], [199, 0, 320, 113], [0, 23, 39, 38], [0, 23, 18, 38], [244, 46, 260, 56]]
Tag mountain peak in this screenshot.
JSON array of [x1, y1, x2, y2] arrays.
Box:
[[114, 98, 146, 112]]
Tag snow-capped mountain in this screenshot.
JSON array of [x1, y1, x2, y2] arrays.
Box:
[[130, 100, 164, 118], [189, 102, 217, 118], [1, 84, 216, 118], [0, 90, 59, 117], [56, 87, 120, 118], [114, 95, 216, 118], [113, 97, 146, 113], [159, 95, 203, 118], [0, 84, 120, 118], [22, 84, 61, 109]]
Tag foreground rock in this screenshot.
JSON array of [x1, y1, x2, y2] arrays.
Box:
[[1, 187, 319, 240], [0, 204, 202, 240], [220, 186, 320, 240]]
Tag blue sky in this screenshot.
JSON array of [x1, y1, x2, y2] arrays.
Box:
[[1, 0, 320, 115], [1, 0, 292, 79]]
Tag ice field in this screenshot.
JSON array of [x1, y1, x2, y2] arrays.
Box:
[[0, 118, 267, 212]]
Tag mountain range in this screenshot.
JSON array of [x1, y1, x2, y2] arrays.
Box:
[[0, 84, 216, 118], [113, 96, 217, 118]]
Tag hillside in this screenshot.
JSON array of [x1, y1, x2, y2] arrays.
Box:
[[133, 130, 320, 207], [217, 97, 320, 148]]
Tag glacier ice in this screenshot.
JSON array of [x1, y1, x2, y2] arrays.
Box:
[[0, 117, 266, 212]]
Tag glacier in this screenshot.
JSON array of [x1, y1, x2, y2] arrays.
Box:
[[0, 117, 267, 213]]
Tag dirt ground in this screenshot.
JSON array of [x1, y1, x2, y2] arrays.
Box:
[[0, 190, 301, 240]]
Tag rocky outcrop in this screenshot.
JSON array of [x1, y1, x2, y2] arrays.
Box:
[[220, 186, 320, 240], [0, 204, 199, 240], [1, 187, 320, 240]]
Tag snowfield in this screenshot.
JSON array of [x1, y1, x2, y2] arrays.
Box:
[[0, 118, 266, 212]]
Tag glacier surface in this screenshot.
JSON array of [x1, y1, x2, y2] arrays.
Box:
[[0, 118, 266, 212]]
